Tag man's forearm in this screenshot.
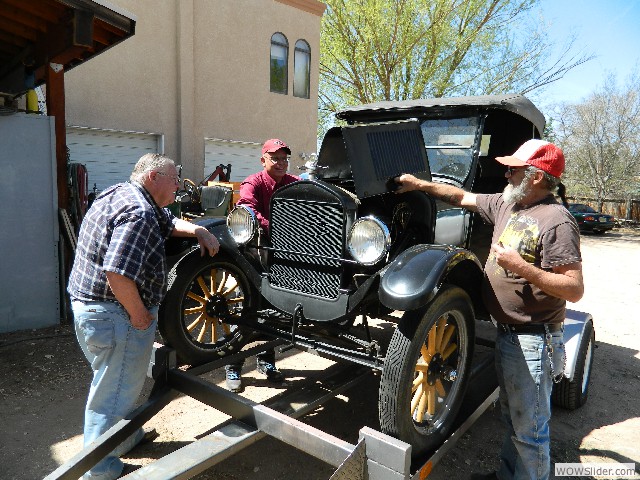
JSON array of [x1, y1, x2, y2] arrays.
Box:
[[171, 218, 220, 256], [515, 262, 584, 303], [395, 174, 478, 210], [105, 271, 153, 329], [492, 243, 584, 303], [424, 182, 467, 207]]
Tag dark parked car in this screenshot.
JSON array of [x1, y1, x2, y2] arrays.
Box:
[[158, 94, 574, 458], [568, 203, 616, 234]]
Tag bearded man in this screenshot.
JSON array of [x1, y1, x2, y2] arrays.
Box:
[[394, 139, 584, 480]]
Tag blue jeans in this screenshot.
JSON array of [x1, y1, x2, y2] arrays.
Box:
[[72, 300, 158, 480], [495, 327, 565, 480]]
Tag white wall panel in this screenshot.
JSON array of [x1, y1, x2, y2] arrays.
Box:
[[67, 127, 160, 191]]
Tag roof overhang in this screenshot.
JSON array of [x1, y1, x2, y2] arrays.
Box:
[[0, 0, 136, 97]]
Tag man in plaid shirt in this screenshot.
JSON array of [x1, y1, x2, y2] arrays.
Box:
[[68, 153, 219, 479]]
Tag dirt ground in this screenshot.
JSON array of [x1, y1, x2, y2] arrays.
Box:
[[1, 230, 639, 480]]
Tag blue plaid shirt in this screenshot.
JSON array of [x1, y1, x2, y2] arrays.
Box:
[[68, 182, 177, 307]]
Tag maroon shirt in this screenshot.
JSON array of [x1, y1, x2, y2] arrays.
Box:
[[236, 170, 300, 232], [475, 193, 581, 325]]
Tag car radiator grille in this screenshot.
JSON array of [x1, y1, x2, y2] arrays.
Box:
[[269, 198, 344, 299]]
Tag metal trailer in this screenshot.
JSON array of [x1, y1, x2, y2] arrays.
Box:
[[44, 309, 593, 480]]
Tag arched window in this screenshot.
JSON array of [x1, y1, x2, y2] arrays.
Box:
[[293, 39, 311, 99], [270, 33, 288, 94]]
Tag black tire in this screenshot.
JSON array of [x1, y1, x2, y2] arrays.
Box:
[[552, 320, 595, 410], [158, 253, 255, 365], [378, 285, 475, 458]]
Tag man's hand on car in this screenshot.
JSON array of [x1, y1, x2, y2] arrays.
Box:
[[195, 227, 220, 256]]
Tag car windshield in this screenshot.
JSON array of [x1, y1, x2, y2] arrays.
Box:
[[420, 117, 486, 183], [569, 204, 597, 213]]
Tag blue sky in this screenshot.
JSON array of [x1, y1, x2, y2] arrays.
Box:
[[534, 0, 640, 111]]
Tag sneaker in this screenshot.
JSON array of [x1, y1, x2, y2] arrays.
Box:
[[225, 366, 244, 392], [256, 360, 284, 383]]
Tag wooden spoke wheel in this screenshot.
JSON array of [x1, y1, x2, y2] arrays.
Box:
[[158, 253, 255, 365], [378, 285, 475, 458]]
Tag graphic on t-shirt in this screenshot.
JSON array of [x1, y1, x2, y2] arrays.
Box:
[[487, 213, 539, 277]]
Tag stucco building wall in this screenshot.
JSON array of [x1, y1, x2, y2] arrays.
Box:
[[65, 0, 324, 181]]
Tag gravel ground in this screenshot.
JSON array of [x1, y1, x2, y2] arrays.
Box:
[[1, 229, 639, 480]]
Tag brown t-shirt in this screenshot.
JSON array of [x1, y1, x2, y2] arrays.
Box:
[[475, 193, 581, 325]]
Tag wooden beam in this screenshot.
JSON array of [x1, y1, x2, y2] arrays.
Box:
[[0, 3, 50, 34], [45, 62, 69, 210], [0, 0, 63, 24]]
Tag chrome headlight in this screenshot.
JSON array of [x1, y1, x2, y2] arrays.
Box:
[[347, 216, 391, 265], [227, 206, 257, 245]]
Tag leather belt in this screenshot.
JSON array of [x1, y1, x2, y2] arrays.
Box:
[[497, 322, 563, 334]]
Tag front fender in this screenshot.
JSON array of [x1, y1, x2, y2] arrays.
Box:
[[379, 244, 483, 311], [167, 219, 263, 290], [165, 217, 227, 263]]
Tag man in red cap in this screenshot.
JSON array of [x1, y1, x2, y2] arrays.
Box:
[[394, 139, 584, 480], [225, 138, 300, 392]]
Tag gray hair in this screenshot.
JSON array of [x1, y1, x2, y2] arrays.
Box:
[[130, 153, 175, 182], [524, 166, 562, 192]]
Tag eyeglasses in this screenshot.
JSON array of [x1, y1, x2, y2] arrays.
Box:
[[156, 171, 181, 184], [265, 154, 290, 165], [506, 166, 528, 176]]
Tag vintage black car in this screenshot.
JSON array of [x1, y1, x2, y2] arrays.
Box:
[[159, 94, 551, 457]]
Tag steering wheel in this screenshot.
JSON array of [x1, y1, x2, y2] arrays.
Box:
[[183, 178, 200, 203]]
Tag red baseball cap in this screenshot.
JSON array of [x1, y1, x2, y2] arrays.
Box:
[[496, 139, 565, 178], [262, 138, 291, 155]]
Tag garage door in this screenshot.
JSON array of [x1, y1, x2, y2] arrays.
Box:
[[67, 127, 161, 191], [204, 139, 262, 183]]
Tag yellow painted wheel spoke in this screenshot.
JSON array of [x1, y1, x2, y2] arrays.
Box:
[[414, 363, 429, 373], [222, 278, 239, 296], [184, 305, 204, 315], [186, 313, 204, 333], [196, 318, 209, 342], [221, 322, 231, 335], [420, 344, 431, 362], [226, 296, 244, 305], [439, 324, 455, 352], [210, 321, 218, 342], [416, 387, 428, 422], [427, 385, 436, 415], [412, 372, 424, 391], [442, 342, 457, 360], [428, 324, 437, 355], [213, 269, 225, 293], [197, 276, 211, 299], [187, 291, 207, 305], [411, 384, 423, 413], [435, 379, 446, 397]]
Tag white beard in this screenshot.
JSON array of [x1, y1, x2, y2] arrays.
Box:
[[503, 181, 529, 205]]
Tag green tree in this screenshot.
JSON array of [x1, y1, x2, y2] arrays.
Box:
[[319, 0, 590, 134], [555, 72, 640, 209]]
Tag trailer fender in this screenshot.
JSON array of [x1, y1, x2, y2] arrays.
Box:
[[563, 309, 594, 381], [379, 244, 483, 312]]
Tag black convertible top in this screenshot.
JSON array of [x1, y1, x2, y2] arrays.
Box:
[[336, 94, 545, 135]]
